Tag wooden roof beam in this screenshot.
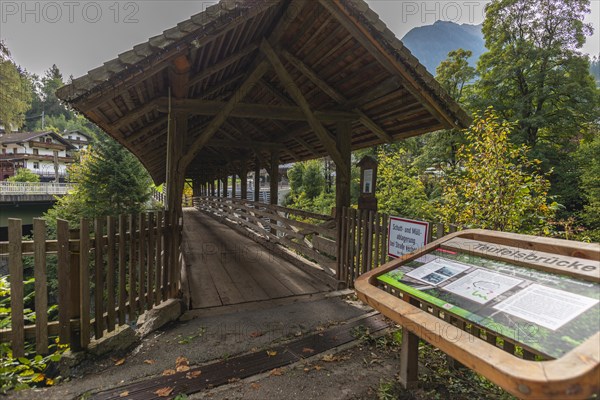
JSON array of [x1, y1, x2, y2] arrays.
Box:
[[208, 139, 282, 149], [319, 0, 457, 129], [281, 50, 393, 143], [156, 98, 359, 122], [180, 60, 270, 168], [260, 39, 348, 179], [188, 42, 260, 88]]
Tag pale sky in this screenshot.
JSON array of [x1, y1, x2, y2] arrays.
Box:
[[0, 0, 598, 79]]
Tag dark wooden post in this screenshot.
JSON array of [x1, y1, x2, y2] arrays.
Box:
[[217, 176, 221, 197], [165, 113, 186, 298], [192, 178, 200, 198], [254, 159, 261, 202], [335, 121, 352, 285], [222, 176, 228, 198], [210, 179, 216, 197], [240, 159, 248, 201], [269, 150, 279, 206], [231, 173, 237, 199]]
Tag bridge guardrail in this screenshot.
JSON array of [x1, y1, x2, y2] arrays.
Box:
[[0, 182, 74, 195]]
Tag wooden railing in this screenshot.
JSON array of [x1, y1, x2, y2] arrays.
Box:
[[0, 181, 74, 195], [194, 196, 338, 274], [339, 207, 458, 287], [0, 211, 181, 357]]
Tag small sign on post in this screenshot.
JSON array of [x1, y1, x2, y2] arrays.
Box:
[[387, 217, 429, 258]]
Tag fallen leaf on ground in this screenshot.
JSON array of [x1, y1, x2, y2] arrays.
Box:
[[303, 367, 310, 372], [266, 350, 277, 357], [143, 359, 155, 364], [186, 370, 202, 379], [154, 387, 174, 397], [45, 378, 54, 386], [249, 331, 263, 338], [228, 377, 240, 383], [302, 347, 315, 354], [321, 354, 337, 362], [176, 365, 190, 372], [250, 383, 261, 390], [175, 356, 189, 367], [314, 365, 323, 371], [269, 368, 284, 376], [162, 369, 177, 376], [114, 358, 126, 366], [316, 326, 325, 331], [119, 391, 129, 398]]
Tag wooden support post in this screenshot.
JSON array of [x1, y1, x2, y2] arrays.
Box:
[[269, 150, 279, 206], [222, 176, 228, 198], [211, 180, 216, 197], [231, 173, 237, 199], [165, 114, 186, 298], [399, 328, 420, 389], [192, 179, 200, 197], [217, 177, 221, 197], [335, 121, 351, 284], [254, 159, 261, 202], [269, 150, 279, 236], [399, 295, 420, 389], [240, 159, 248, 201]]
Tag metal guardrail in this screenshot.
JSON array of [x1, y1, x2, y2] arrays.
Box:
[[0, 181, 74, 195]]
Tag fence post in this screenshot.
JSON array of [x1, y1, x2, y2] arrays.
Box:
[[68, 228, 82, 351], [57, 219, 71, 347], [8, 219, 25, 358]]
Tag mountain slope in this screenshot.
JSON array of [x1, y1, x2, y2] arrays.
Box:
[[401, 20, 486, 74]]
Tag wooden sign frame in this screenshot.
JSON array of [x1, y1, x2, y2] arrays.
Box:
[[355, 229, 600, 399]]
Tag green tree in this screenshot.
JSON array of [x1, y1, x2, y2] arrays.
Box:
[[0, 41, 32, 131], [287, 162, 305, 195], [25, 65, 72, 131], [7, 168, 40, 182], [416, 49, 476, 172], [376, 148, 436, 221], [302, 160, 324, 199], [476, 0, 599, 148], [436, 49, 476, 103], [45, 132, 151, 227], [439, 108, 556, 234], [575, 128, 600, 239]]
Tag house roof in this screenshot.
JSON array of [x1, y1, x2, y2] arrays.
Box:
[[62, 129, 94, 141], [0, 131, 76, 149], [57, 0, 471, 184]]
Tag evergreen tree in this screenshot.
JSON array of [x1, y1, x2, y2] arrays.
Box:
[[45, 132, 152, 227], [25, 65, 72, 131]]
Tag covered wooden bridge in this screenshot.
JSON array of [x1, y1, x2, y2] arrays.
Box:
[[57, 0, 469, 306]]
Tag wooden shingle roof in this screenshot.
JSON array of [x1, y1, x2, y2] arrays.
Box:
[[57, 0, 470, 184]]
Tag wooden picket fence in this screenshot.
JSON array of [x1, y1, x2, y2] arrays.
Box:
[[194, 196, 338, 274], [339, 207, 458, 287], [0, 211, 181, 357]]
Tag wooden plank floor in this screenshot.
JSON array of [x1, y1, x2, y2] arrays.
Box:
[[182, 209, 332, 309]]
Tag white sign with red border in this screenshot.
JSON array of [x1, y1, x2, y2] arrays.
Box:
[[388, 217, 429, 258]]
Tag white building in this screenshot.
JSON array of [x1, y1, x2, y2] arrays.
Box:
[[0, 131, 77, 182], [60, 129, 93, 151]]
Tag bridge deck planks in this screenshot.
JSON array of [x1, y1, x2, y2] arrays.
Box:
[[182, 209, 331, 309]]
